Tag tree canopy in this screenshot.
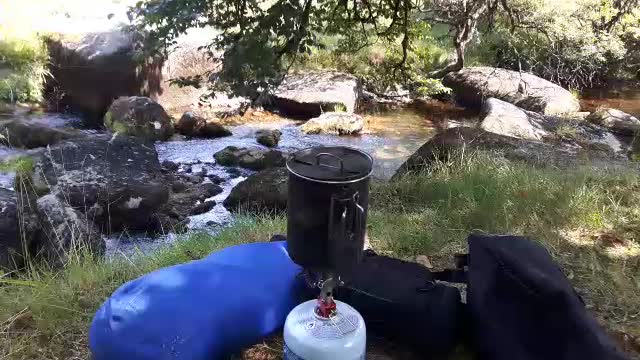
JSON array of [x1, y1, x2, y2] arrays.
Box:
[[129, 0, 640, 100]]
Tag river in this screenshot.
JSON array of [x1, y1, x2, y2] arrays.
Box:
[[3, 88, 639, 256]]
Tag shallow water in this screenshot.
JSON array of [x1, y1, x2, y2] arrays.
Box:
[[580, 81, 640, 117]]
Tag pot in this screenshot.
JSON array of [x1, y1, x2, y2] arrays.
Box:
[[286, 146, 373, 275]]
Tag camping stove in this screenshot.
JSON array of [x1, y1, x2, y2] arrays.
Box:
[[283, 146, 372, 360]]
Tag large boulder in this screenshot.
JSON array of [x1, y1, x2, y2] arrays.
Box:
[[32, 135, 171, 233], [0, 119, 78, 149], [480, 98, 549, 141], [480, 99, 626, 153], [300, 112, 364, 135], [35, 194, 104, 265], [586, 108, 640, 136], [224, 167, 288, 213], [443, 67, 580, 115], [44, 30, 163, 123], [105, 96, 174, 141], [214, 146, 287, 171], [175, 112, 232, 138], [393, 127, 631, 179], [273, 72, 361, 119], [166, 182, 223, 217], [0, 188, 21, 270]]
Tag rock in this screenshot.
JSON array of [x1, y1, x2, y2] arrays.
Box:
[[224, 167, 288, 213], [171, 181, 188, 193], [182, 174, 204, 184], [44, 30, 162, 123], [0, 119, 78, 149], [273, 71, 361, 119], [393, 127, 631, 179], [0, 188, 21, 270], [300, 112, 364, 135], [443, 67, 580, 115], [586, 108, 640, 135], [214, 146, 287, 171], [35, 194, 104, 265], [175, 112, 232, 138], [256, 129, 282, 147], [162, 160, 179, 171], [105, 97, 174, 141], [480, 98, 626, 153], [32, 135, 171, 233], [201, 122, 232, 138], [207, 174, 224, 184], [480, 98, 549, 141], [167, 182, 223, 217], [190, 200, 216, 215]]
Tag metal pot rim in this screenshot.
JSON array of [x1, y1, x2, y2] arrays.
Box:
[[286, 146, 373, 184]]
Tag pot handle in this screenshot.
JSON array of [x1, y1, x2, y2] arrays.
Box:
[[315, 153, 345, 172], [328, 191, 365, 271]]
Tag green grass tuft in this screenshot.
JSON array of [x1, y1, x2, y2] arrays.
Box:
[[0, 155, 35, 175]]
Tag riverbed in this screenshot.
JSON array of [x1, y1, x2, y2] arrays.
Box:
[[1, 100, 477, 255]]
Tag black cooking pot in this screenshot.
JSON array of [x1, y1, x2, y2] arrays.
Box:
[[286, 146, 373, 275]]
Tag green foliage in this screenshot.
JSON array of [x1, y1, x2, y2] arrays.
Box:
[[467, 0, 640, 88], [0, 156, 35, 175], [0, 37, 49, 103]]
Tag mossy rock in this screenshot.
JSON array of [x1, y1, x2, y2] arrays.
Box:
[[105, 97, 174, 141]]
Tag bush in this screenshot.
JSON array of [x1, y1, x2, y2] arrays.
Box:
[[296, 29, 451, 96], [0, 36, 50, 103], [467, 0, 639, 89]]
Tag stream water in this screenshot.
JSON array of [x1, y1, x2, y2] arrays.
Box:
[[1, 100, 476, 256]]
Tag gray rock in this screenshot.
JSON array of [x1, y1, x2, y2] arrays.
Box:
[[45, 30, 162, 123], [105, 96, 174, 141], [162, 160, 179, 171], [273, 71, 361, 119], [480, 98, 549, 141], [393, 127, 632, 180], [586, 108, 640, 136], [32, 134, 171, 233], [175, 112, 232, 138], [214, 146, 287, 171], [443, 67, 580, 115], [0, 188, 21, 270], [167, 182, 222, 217], [224, 167, 288, 213], [480, 98, 626, 153], [256, 129, 282, 147], [35, 194, 104, 266], [190, 200, 216, 215], [0, 119, 78, 149], [300, 112, 364, 135]]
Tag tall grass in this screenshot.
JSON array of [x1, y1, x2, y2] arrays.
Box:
[[0, 152, 638, 359]]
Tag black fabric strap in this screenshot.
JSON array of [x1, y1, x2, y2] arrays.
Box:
[[432, 269, 468, 284]]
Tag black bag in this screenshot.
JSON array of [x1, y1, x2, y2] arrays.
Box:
[[336, 250, 465, 358], [435, 234, 628, 360]]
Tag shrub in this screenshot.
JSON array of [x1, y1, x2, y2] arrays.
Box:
[[0, 36, 50, 103]]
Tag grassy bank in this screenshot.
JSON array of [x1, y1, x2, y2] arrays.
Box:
[[1, 152, 639, 359], [0, 36, 49, 103]]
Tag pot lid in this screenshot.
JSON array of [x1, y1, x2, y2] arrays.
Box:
[[287, 146, 373, 182]]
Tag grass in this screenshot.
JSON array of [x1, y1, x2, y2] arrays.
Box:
[[0, 152, 639, 359], [0, 36, 50, 103], [0, 156, 35, 175]]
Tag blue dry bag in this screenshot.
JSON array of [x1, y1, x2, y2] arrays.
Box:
[[89, 241, 302, 360]]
